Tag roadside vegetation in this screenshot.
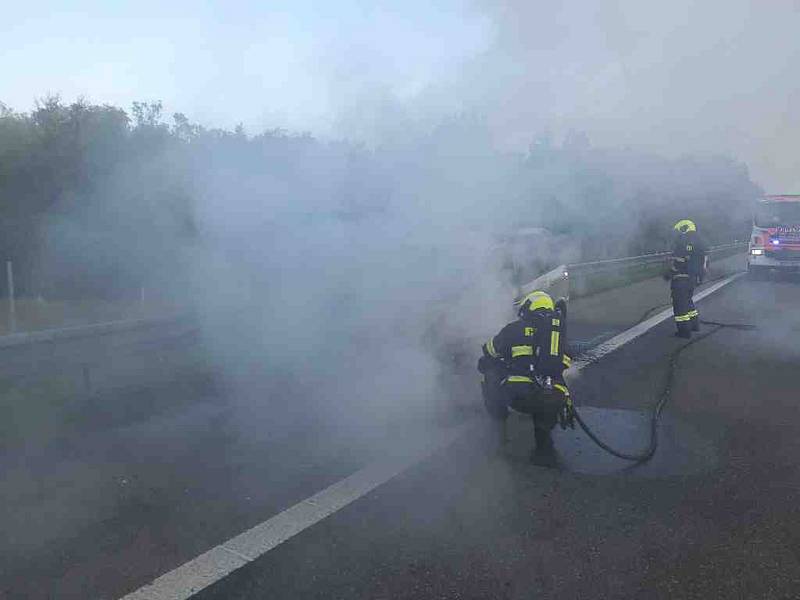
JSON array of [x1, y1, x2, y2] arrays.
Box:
[[0, 97, 760, 332]]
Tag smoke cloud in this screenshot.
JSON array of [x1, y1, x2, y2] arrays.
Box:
[[448, 0, 800, 192], [3, 0, 789, 447], [314, 1, 799, 192]]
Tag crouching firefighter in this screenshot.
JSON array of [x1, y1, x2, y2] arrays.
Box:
[[667, 219, 708, 338], [477, 290, 574, 467]]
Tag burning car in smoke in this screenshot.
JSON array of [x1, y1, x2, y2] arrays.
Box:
[[492, 227, 575, 291]]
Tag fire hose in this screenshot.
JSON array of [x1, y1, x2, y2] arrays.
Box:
[[567, 319, 756, 463]]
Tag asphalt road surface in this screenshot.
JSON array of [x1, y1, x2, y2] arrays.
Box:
[[5, 268, 800, 599]]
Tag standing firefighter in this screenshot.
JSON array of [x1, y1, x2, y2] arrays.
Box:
[[477, 290, 574, 467], [668, 219, 708, 338]]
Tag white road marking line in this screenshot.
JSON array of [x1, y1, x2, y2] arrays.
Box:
[[572, 273, 743, 370], [119, 422, 473, 600], [119, 271, 743, 600]]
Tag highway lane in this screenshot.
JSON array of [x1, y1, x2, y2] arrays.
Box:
[[1, 260, 784, 600], [0, 361, 458, 599], [194, 273, 800, 599], [564, 251, 746, 349]]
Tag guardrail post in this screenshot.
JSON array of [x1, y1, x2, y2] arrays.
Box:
[[82, 364, 93, 394], [7, 260, 16, 333]]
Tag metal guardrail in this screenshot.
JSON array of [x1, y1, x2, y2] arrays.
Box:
[[0, 314, 191, 349], [0, 313, 198, 395], [0, 241, 746, 395], [567, 241, 746, 271], [0, 240, 747, 347], [518, 242, 748, 301]]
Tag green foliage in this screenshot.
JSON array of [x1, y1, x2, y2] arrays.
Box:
[[0, 97, 194, 298], [0, 97, 761, 303]]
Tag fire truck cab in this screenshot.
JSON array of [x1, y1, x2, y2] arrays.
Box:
[[748, 195, 800, 276]]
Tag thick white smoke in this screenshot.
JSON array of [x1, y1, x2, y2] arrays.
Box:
[[184, 122, 521, 438], [457, 0, 800, 192]]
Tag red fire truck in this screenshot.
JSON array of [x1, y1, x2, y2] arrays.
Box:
[[748, 195, 800, 277]]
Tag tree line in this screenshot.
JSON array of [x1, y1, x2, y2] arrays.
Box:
[[0, 97, 761, 300]]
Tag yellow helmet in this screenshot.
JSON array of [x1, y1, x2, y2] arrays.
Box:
[[673, 219, 696, 233], [516, 290, 555, 317]]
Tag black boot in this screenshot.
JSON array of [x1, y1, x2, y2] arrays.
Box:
[[531, 427, 558, 468], [691, 317, 700, 332], [674, 328, 691, 339]]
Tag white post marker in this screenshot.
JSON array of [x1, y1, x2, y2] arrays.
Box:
[[6, 260, 16, 333]]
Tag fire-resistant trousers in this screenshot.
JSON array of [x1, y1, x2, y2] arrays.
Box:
[[671, 275, 698, 335]]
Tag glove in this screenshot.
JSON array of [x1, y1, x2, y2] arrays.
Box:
[[661, 272, 671, 281], [558, 396, 575, 430], [477, 355, 497, 374]]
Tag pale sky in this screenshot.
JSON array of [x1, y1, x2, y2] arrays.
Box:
[[2, 1, 799, 191], [0, 1, 489, 132]]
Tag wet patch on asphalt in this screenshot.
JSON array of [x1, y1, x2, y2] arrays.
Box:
[[502, 406, 720, 478]]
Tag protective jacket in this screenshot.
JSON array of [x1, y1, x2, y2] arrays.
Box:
[[670, 230, 707, 281], [481, 310, 570, 382]]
